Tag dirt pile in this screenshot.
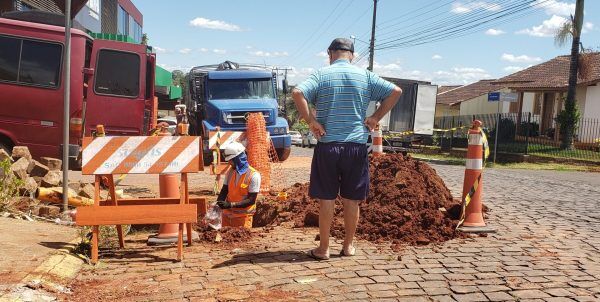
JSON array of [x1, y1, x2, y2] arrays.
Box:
[[195, 223, 254, 244], [256, 154, 465, 247]]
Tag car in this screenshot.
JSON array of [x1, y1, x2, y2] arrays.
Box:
[[301, 132, 318, 148], [290, 131, 302, 146], [157, 116, 177, 135]]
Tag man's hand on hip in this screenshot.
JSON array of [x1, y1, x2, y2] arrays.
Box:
[[364, 116, 379, 131], [309, 119, 326, 140]]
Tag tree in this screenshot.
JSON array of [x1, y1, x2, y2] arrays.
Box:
[[554, 0, 584, 150], [141, 33, 148, 45]]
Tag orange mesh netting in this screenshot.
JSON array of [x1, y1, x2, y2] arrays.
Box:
[[246, 113, 271, 193], [267, 140, 286, 194]]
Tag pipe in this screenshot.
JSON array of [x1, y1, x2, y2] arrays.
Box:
[[36, 187, 94, 207]]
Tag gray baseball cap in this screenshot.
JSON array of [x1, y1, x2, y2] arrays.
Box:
[[328, 38, 354, 53]]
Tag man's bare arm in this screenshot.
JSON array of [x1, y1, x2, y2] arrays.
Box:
[[365, 86, 403, 130], [292, 88, 326, 138]]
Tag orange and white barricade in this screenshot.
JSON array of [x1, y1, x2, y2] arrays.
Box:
[[77, 135, 203, 264], [457, 120, 495, 233]]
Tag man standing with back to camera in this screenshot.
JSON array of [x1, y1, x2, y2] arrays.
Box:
[[292, 38, 402, 260]]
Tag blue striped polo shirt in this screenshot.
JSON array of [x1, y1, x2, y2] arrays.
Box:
[[296, 59, 396, 144]]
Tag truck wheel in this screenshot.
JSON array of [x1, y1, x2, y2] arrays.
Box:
[[0, 140, 13, 157], [276, 148, 290, 162]]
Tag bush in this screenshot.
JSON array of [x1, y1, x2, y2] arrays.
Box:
[[518, 121, 540, 137], [0, 158, 24, 211], [489, 118, 516, 142]]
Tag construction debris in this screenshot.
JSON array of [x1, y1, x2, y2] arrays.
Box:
[[40, 157, 62, 171]]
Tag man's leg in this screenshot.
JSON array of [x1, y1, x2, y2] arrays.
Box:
[[313, 199, 335, 258], [342, 198, 360, 254]]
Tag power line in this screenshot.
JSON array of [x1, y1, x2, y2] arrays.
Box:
[[376, 0, 524, 47], [376, 0, 547, 50]]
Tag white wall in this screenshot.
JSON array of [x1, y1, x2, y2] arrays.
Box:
[[522, 92, 535, 113], [459, 88, 512, 115], [583, 84, 600, 119]]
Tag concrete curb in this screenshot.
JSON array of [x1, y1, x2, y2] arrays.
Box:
[[1, 237, 84, 301]]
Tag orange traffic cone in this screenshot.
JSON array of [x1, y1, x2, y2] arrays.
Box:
[[148, 124, 198, 245], [457, 120, 495, 233], [371, 124, 384, 156]]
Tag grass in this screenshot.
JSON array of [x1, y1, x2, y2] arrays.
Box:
[[492, 142, 600, 162], [412, 153, 599, 172]]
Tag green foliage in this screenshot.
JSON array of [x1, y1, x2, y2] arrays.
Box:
[[556, 101, 581, 134], [292, 120, 309, 134], [518, 121, 540, 137], [489, 118, 516, 142], [0, 158, 24, 211]]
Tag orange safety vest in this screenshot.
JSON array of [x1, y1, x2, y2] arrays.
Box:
[[224, 166, 257, 216]]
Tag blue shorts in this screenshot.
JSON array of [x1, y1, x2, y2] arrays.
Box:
[[309, 142, 369, 201]]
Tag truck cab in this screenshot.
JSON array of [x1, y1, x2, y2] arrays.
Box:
[[0, 16, 155, 163], [185, 62, 291, 162]]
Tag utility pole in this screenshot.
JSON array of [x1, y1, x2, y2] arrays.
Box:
[[368, 0, 378, 71], [62, 0, 72, 216]]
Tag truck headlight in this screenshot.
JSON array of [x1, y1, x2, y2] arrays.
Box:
[[273, 128, 280, 134]]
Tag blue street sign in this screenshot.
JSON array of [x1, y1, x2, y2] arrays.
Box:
[[488, 92, 500, 102]]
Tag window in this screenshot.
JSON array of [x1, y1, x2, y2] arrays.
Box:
[[0, 35, 62, 88], [19, 40, 62, 86], [117, 5, 128, 35], [207, 79, 275, 100], [0, 36, 20, 82], [95, 50, 140, 97]]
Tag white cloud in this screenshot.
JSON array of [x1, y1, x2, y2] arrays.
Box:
[[154, 46, 168, 53], [179, 48, 192, 54], [584, 22, 594, 31], [517, 15, 567, 37], [316, 51, 328, 58], [199, 48, 208, 52], [189, 17, 242, 31], [250, 50, 289, 57], [451, 1, 501, 14], [432, 54, 443, 60], [503, 66, 524, 73], [501, 53, 542, 63], [532, 0, 575, 17], [485, 28, 505, 36], [157, 63, 193, 72], [212, 49, 227, 54]]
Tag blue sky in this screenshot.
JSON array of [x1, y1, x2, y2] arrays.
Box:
[[133, 0, 599, 86]]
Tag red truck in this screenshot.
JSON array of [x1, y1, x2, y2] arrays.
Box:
[[0, 17, 156, 164]]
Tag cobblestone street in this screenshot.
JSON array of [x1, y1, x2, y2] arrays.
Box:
[[63, 149, 600, 301]]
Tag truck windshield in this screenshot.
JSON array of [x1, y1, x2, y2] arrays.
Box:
[[207, 79, 274, 100]]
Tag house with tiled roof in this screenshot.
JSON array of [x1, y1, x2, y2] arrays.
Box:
[[493, 52, 600, 136], [435, 80, 511, 117]]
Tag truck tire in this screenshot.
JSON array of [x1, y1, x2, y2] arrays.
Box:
[[276, 148, 290, 162], [0, 138, 13, 157]]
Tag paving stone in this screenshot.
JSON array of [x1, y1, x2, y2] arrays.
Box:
[[545, 288, 576, 297], [484, 291, 514, 301], [396, 288, 426, 296], [451, 285, 480, 294], [452, 293, 489, 301], [370, 275, 402, 283], [512, 289, 552, 299], [369, 290, 398, 298], [340, 277, 375, 285]]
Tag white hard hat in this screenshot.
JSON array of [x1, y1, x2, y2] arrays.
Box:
[[223, 141, 246, 161]]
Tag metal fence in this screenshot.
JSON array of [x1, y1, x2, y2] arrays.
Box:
[[432, 112, 600, 162]]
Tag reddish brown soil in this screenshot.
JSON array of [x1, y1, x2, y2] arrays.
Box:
[[195, 223, 253, 244], [256, 154, 467, 248]]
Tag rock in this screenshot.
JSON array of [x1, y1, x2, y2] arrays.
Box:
[[11, 146, 31, 161], [20, 177, 38, 195], [0, 148, 12, 162], [68, 182, 82, 192], [32, 176, 43, 185], [29, 160, 50, 178], [37, 205, 60, 218], [40, 157, 62, 171], [12, 197, 37, 212], [79, 183, 95, 199], [41, 171, 62, 187], [10, 157, 30, 180]]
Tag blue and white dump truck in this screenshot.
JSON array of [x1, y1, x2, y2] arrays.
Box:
[[183, 61, 292, 163]]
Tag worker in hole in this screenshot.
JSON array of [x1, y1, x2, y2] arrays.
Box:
[[215, 142, 261, 228]]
